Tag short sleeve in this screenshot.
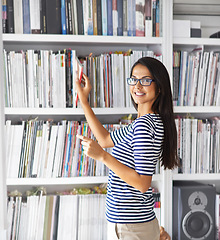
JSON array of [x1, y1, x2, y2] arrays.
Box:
[[110, 124, 132, 146], [132, 117, 156, 176]]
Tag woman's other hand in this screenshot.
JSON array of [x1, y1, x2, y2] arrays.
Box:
[[75, 73, 92, 105], [160, 226, 171, 240], [77, 135, 105, 161]]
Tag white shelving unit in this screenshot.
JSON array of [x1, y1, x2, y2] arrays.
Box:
[[1, 0, 220, 238], [2, 20, 168, 235], [171, 0, 220, 238]]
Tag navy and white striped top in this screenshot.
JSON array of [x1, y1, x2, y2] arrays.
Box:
[[106, 113, 164, 224]]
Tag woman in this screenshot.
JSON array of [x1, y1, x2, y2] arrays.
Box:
[[76, 57, 177, 240]]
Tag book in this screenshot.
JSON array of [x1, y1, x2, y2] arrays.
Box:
[[93, 0, 98, 35], [2, 0, 7, 33], [74, 56, 83, 107], [117, 0, 123, 36], [135, 0, 145, 36], [145, 0, 152, 37], [67, 0, 73, 34], [101, 0, 107, 35], [112, 0, 117, 36], [155, 0, 160, 37], [13, 0, 23, 34], [152, 0, 156, 37], [107, 0, 113, 35], [40, 0, 47, 33], [29, 0, 41, 33], [45, 0, 62, 34], [122, 0, 127, 36], [76, 0, 84, 34], [61, 0, 67, 34], [66, 49, 72, 107], [7, 0, 14, 33], [23, 0, 31, 34], [127, 0, 133, 36], [96, 0, 102, 35], [65, 0, 70, 34]]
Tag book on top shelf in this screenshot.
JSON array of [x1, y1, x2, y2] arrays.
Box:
[[45, 0, 62, 34]]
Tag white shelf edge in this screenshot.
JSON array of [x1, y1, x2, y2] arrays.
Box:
[[5, 106, 220, 116], [4, 107, 137, 116], [7, 174, 161, 186], [7, 176, 108, 186], [3, 34, 163, 45], [173, 173, 220, 181], [174, 37, 220, 46], [174, 106, 220, 114]]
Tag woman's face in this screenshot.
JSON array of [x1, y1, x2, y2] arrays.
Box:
[[130, 64, 158, 110]]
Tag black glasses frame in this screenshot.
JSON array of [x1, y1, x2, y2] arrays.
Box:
[[127, 77, 155, 86]]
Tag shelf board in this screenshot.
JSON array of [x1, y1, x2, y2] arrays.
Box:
[[174, 106, 220, 117], [5, 107, 137, 116], [174, 37, 220, 46], [173, 173, 220, 181], [7, 174, 161, 194], [7, 176, 108, 194], [4, 107, 138, 123], [3, 34, 163, 45], [5, 106, 220, 118]]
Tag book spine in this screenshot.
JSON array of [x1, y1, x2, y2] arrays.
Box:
[[132, 0, 136, 36], [135, 0, 145, 37], [23, 0, 31, 34], [40, 0, 46, 33], [66, 50, 72, 107], [93, 0, 97, 35], [96, 0, 102, 35], [67, 0, 73, 34], [29, 0, 41, 34], [7, 0, 14, 33], [87, 0, 93, 35], [112, 0, 117, 36], [101, 0, 107, 35], [65, 0, 70, 34], [127, 0, 132, 36], [122, 0, 127, 36], [76, 0, 84, 34], [107, 0, 113, 35], [117, 0, 123, 36], [152, 0, 156, 37], [145, 0, 152, 37], [2, 0, 7, 33], [61, 0, 67, 34], [155, 0, 159, 37]]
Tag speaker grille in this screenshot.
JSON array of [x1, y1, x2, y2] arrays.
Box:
[[182, 209, 213, 239]]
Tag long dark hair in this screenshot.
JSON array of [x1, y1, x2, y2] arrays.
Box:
[[130, 57, 179, 170]]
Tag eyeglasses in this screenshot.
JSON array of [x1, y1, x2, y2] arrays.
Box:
[[127, 77, 155, 86]]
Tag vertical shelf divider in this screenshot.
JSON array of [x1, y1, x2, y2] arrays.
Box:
[[0, 0, 8, 237]]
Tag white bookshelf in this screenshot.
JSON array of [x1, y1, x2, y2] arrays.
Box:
[[2, 0, 220, 238]]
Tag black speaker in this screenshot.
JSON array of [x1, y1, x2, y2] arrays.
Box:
[[173, 183, 216, 240]]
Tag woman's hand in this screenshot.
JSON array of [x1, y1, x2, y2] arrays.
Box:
[[77, 135, 105, 161], [160, 226, 171, 240], [75, 73, 92, 105]]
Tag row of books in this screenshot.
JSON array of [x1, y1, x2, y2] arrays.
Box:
[[7, 188, 107, 240], [2, 0, 162, 37], [175, 117, 220, 174], [173, 49, 220, 106], [152, 188, 161, 225], [4, 49, 161, 108], [6, 119, 123, 178]]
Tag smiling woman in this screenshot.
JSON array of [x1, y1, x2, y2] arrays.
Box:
[[75, 56, 177, 240]]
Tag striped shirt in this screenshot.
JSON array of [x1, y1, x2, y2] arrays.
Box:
[[106, 113, 164, 223]]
